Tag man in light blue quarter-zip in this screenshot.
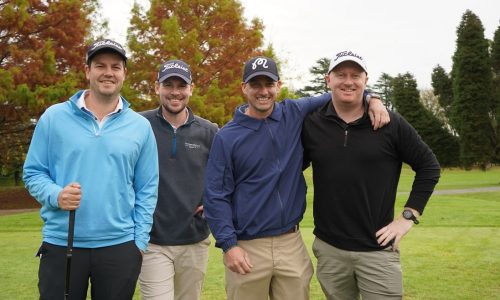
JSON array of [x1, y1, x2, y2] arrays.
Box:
[[23, 39, 159, 300]]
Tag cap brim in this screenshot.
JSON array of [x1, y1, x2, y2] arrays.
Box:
[[328, 58, 367, 74], [87, 48, 127, 63], [158, 73, 192, 84], [244, 71, 279, 83]]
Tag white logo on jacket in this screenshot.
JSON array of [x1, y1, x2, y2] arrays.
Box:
[[185, 142, 201, 149]]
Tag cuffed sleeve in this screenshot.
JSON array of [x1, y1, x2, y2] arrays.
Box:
[[204, 135, 237, 250]]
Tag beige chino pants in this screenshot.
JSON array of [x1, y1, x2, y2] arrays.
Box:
[[225, 230, 313, 300], [139, 237, 210, 300]]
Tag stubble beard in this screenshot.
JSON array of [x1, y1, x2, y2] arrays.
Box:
[[162, 103, 186, 115]]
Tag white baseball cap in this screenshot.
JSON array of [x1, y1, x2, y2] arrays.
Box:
[[328, 50, 367, 74]]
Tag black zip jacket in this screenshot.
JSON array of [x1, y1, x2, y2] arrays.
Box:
[[302, 101, 440, 251]]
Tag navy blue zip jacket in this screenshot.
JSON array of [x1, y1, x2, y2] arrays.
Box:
[[204, 93, 331, 252]]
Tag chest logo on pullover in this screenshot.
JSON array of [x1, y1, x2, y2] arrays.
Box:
[[185, 142, 201, 149]]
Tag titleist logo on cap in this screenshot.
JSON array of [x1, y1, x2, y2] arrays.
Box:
[[89, 40, 124, 52], [328, 50, 367, 73], [158, 59, 192, 83], [162, 62, 189, 73], [334, 51, 363, 62]]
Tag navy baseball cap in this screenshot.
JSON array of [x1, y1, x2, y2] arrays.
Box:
[[158, 60, 192, 84], [328, 50, 367, 74], [86, 39, 127, 64], [243, 56, 280, 83]]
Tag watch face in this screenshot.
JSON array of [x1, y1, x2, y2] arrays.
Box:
[[403, 210, 413, 219]]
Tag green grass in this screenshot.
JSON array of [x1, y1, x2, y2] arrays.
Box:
[[0, 175, 22, 187], [398, 165, 500, 192], [1, 167, 499, 299]]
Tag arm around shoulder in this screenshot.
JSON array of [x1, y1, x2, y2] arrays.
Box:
[[297, 92, 332, 115]]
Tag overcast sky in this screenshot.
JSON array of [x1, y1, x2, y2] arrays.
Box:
[[101, 0, 500, 90]]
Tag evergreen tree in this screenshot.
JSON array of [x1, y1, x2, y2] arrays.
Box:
[[372, 73, 394, 109], [392, 73, 459, 167], [126, 0, 265, 125], [296, 57, 330, 97], [420, 89, 449, 129], [452, 10, 495, 168], [431, 65, 455, 123], [491, 25, 500, 162]]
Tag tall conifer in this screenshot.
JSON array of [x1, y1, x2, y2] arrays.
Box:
[[491, 25, 500, 162], [451, 10, 495, 168], [392, 73, 459, 167]]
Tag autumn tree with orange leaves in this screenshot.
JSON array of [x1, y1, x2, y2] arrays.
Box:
[[0, 0, 98, 184], [126, 0, 266, 125]]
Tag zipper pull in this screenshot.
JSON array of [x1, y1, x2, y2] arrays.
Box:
[[344, 130, 348, 147]]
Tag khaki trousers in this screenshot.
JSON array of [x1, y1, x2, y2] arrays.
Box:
[[225, 230, 313, 300], [313, 237, 403, 300], [139, 238, 210, 300]]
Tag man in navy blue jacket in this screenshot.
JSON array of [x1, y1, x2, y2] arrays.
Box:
[[204, 56, 390, 300]]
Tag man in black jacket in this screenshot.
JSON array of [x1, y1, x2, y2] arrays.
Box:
[[302, 50, 440, 300], [139, 60, 218, 300]]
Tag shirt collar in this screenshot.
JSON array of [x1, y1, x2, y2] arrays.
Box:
[[76, 90, 123, 115], [324, 98, 368, 118], [162, 107, 189, 129], [233, 102, 283, 131]]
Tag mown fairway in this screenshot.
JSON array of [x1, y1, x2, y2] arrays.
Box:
[[1, 167, 499, 299]]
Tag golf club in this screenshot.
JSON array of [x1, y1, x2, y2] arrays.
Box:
[[64, 210, 75, 300]]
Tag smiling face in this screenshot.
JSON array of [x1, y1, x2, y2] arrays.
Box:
[[326, 61, 368, 106], [85, 52, 126, 101], [156, 76, 193, 115], [241, 75, 281, 119]]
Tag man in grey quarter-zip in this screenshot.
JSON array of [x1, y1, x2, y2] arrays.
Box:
[[139, 60, 218, 300]]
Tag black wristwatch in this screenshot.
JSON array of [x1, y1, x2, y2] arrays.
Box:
[[365, 91, 381, 104], [402, 209, 419, 224]]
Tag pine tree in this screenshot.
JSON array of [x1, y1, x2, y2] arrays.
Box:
[[451, 10, 495, 168], [491, 25, 500, 162], [392, 73, 459, 167], [431, 65, 454, 118], [296, 58, 330, 97], [420, 89, 449, 127], [126, 0, 265, 125], [372, 73, 394, 109]]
